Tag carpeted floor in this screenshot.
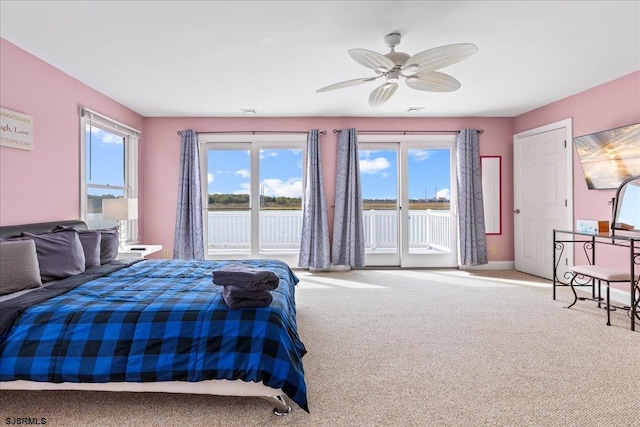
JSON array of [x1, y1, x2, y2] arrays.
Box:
[[1, 268, 638, 426]]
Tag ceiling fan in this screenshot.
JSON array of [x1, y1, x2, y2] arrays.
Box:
[[316, 33, 477, 107]]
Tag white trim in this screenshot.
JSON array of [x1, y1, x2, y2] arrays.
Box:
[[513, 118, 574, 277], [199, 134, 306, 265], [357, 134, 458, 268], [198, 133, 306, 144], [575, 287, 632, 306], [513, 118, 574, 233], [459, 261, 516, 270], [79, 109, 139, 241], [81, 107, 141, 135]]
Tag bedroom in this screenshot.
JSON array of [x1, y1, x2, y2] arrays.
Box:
[[1, 1, 639, 426]]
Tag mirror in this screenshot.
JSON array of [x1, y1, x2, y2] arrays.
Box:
[[481, 156, 501, 234], [611, 176, 640, 235]]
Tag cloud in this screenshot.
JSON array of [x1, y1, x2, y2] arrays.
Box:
[[261, 178, 302, 198], [409, 150, 433, 161], [260, 150, 279, 159], [91, 127, 123, 145], [359, 157, 390, 174], [235, 169, 250, 178], [208, 173, 214, 184], [436, 188, 451, 200]]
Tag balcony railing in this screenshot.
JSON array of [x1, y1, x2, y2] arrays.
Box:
[[206, 209, 451, 253]]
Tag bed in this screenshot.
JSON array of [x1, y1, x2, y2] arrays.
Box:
[[0, 220, 308, 415]]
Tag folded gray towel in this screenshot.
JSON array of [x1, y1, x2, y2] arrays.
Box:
[[212, 263, 280, 291], [221, 285, 273, 309]]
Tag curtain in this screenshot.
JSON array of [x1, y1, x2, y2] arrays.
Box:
[[331, 129, 365, 268], [456, 128, 488, 266], [298, 130, 330, 269], [173, 129, 204, 260]]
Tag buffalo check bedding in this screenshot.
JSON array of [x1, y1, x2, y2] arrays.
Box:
[[0, 259, 308, 412]]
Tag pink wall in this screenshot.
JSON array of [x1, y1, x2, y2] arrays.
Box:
[[5, 37, 636, 271], [141, 117, 515, 260], [0, 39, 144, 226], [514, 71, 640, 279]]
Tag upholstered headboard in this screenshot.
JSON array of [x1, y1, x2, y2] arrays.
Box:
[[0, 220, 88, 240]]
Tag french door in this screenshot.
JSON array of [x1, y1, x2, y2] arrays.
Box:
[[199, 135, 306, 265], [359, 135, 458, 267]]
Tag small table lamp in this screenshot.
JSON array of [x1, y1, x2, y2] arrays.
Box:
[[102, 198, 138, 248]]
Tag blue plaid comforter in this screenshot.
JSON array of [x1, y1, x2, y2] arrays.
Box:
[[0, 259, 308, 411]]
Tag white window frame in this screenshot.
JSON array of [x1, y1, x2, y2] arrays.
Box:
[[79, 107, 139, 242], [199, 134, 307, 264]]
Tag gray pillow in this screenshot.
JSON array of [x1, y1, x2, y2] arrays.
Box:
[[78, 230, 102, 268], [0, 240, 43, 296], [52, 226, 102, 269], [97, 228, 119, 264], [22, 229, 86, 282]]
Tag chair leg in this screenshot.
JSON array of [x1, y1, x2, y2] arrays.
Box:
[[606, 284, 611, 326], [567, 273, 579, 309]]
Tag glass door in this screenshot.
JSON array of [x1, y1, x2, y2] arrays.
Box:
[[401, 142, 457, 267], [359, 136, 457, 267], [201, 136, 306, 265], [359, 145, 400, 266], [204, 146, 252, 256]]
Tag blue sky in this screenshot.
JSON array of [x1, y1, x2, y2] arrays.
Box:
[[359, 149, 451, 200], [206, 147, 451, 201], [88, 126, 451, 201], [86, 126, 125, 197]]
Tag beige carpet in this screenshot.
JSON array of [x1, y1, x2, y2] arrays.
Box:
[[1, 269, 638, 426]]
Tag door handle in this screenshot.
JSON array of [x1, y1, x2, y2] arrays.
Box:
[[513, 209, 521, 214]]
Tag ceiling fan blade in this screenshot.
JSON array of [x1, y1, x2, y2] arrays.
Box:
[[348, 48, 395, 72], [405, 71, 461, 92], [404, 43, 478, 74], [316, 76, 380, 92], [368, 82, 398, 107]]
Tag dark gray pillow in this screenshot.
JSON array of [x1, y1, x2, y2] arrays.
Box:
[[0, 240, 42, 296], [97, 228, 119, 264], [22, 229, 86, 282], [78, 230, 102, 268], [52, 226, 101, 269]]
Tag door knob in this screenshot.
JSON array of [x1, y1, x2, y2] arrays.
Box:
[[513, 209, 521, 214]]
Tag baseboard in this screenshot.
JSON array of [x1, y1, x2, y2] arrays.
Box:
[[459, 261, 515, 271], [576, 286, 632, 306]]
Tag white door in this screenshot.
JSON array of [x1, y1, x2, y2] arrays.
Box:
[[513, 120, 573, 279]]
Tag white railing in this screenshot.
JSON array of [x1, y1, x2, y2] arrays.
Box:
[[206, 209, 450, 252]]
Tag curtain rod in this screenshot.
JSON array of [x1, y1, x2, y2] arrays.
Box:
[[177, 130, 327, 136], [332, 129, 484, 134]]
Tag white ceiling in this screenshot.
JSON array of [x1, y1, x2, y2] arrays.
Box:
[[1, 1, 639, 118]]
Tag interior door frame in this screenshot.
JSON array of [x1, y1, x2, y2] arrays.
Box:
[[513, 118, 574, 279]]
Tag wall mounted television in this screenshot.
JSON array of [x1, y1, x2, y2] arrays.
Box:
[[573, 122, 640, 190]]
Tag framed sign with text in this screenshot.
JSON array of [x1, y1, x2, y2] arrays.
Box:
[[1, 108, 34, 150]]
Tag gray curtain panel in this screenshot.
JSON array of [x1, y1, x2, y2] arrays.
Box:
[[298, 130, 331, 269], [331, 129, 365, 268], [456, 128, 488, 266], [173, 129, 205, 260]]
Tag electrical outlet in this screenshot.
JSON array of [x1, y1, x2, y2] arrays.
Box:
[[491, 246, 497, 255], [163, 249, 169, 258]]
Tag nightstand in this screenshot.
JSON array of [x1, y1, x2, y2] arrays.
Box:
[[117, 244, 163, 259]]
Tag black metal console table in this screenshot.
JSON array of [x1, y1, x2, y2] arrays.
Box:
[[553, 229, 639, 329]]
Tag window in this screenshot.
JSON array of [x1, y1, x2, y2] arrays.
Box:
[[199, 134, 306, 264], [79, 108, 139, 242]]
